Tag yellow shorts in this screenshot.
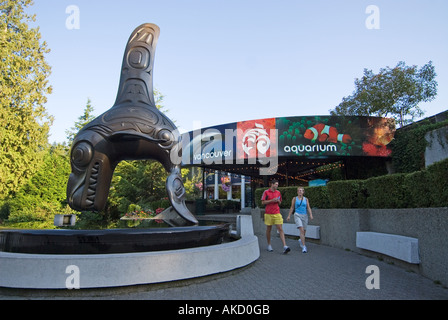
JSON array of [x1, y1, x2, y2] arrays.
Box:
[[264, 214, 284, 226]]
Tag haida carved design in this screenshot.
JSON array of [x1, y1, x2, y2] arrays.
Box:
[[66, 23, 198, 225]]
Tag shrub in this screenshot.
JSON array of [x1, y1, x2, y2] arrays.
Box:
[[75, 211, 107, 229], [364, 173, 407, 208], [277, 187, 297, 209], [426, 158, 448, 207], [403, 170, 432, 208], [304, 186, 331, 209], [327, 180, 365, 208], [254, 188, 264, 208], [7, 200, 61, 223], [206, 199, 222, 212]]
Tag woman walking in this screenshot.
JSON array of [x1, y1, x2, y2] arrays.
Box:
[[287, 187, 313, 253]]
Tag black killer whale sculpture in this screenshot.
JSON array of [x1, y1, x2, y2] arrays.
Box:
[[66, 23, 198, 226]]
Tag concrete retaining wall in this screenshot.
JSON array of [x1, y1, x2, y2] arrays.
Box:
[[251, 207, 448, 287]]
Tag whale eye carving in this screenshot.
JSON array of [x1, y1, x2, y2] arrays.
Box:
[[158, 129, 174, 147], [127, 47, 150, 70], [71, 142, 93, 168]]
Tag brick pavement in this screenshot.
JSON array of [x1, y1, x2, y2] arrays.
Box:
[[1, 236, 447, 300]]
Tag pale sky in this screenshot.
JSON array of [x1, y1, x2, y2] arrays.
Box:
[[27, 0, 448, 144]]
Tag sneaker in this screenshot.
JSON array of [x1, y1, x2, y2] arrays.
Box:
[[302, 245, 307, 253], [267, 245, 273, 252], [298, 239, 304, 248], [283, 246, 291, 254]]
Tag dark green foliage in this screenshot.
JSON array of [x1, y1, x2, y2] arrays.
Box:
[[0, 0, 53, 199], [65, 98, 95, 143], [277, 187, 298, 209], [108, 160, 168, 214], [254, 158, 447, 209], [206, 199, 222, 212], [254, 188, 264, 208], [1, 145, 72, 223], [203, 199, 240, 213], [328, 180, 365, 208], [426, 159, 448, 207], [390, 119, 448, 173], [402, 170, 431, 208], [364, 173, 407, 208], [147, 199, 171, 211], [75, 211, 106, 230], [303, 186, 331, 209]]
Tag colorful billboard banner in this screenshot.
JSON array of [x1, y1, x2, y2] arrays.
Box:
[[277, 116, 395, 157], [181, 116, 395, 167]]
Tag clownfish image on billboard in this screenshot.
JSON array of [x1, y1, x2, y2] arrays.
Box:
[[304, 123, 352, 144]]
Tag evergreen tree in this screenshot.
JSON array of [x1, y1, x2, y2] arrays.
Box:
[[5, 144, 72, 224], [0, 0, 53, 199], [109, 160, 168, 213], [65, 98, 95, 144]]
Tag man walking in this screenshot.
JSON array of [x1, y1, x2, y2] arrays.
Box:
[[261, 179, 290, 254]]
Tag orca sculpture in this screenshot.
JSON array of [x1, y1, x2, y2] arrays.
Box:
[[67, 23, 198, 225]]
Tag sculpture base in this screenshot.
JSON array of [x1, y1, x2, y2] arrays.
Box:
[[0, 216, 259, 289], [0, 224, 230, 255]]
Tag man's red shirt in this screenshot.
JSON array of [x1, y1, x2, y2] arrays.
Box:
[[261, 188, 282, 214]]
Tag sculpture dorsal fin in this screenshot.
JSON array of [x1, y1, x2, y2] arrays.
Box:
[[114, 23, 160, 107]]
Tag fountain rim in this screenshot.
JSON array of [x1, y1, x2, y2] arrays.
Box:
[[0, 222, 232, 255], [0, 222, 230, 235]]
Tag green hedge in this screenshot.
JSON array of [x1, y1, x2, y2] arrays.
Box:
[[327, 180, 365, 208], [204, 199, 241, 212], [364, 173, 407, 209], [304, 186, 330, 209], [255, 158, 448, 209], [403, 170, 432, 208], [426, 159, 448, 207]]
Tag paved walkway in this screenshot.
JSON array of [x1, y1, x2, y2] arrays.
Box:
[[1, 236, 447, 300]]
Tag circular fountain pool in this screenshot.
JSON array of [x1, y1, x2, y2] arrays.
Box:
[[0, 223, 230, 255]]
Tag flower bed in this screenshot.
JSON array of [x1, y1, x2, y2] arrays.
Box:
[[120, 208, 165, 227]]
